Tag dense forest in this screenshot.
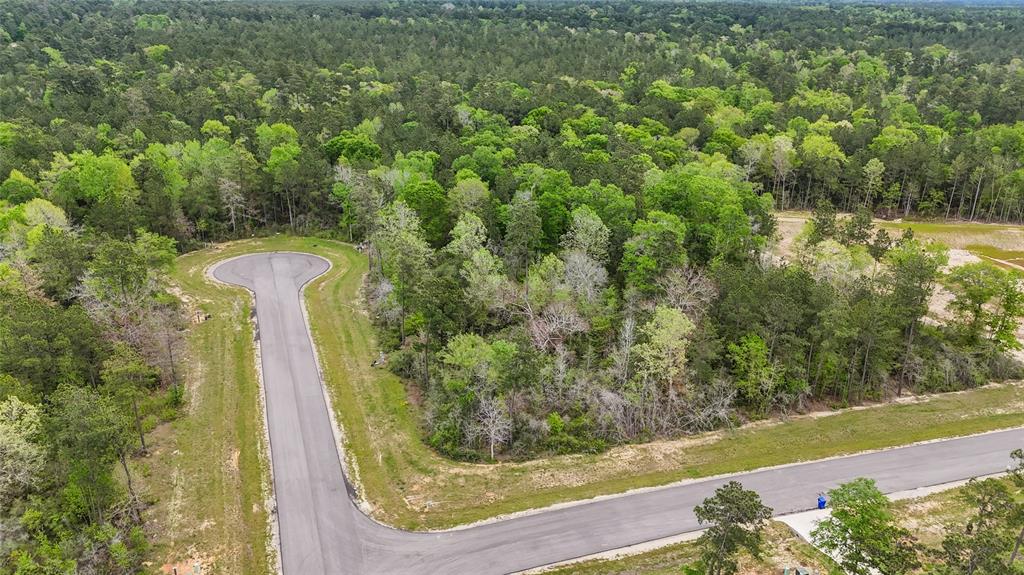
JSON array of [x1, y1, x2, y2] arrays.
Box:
[[2, 0, 1024, 572]]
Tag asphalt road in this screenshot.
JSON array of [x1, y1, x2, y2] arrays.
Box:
[[214, 251, 1022, 575]]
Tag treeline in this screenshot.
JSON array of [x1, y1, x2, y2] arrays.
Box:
[[1, 206, 183, 568], [2, 0, 1024, 246], [362, 147, 1023, 459], [0, 0, 1020, 462], [1, 0, 1024, 569]]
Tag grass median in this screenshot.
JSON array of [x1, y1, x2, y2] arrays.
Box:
[[160, 235, 1024, 550]]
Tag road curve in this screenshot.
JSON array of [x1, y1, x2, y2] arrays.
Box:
[[213, 251, 1022, 575]]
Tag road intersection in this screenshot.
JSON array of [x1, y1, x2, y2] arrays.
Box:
[[214, 251, 1021, 575]]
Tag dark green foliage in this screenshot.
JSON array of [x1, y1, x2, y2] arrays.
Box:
[[807, 199, 837, 245], [621, 211, 687, 296], [399, 179, 449, 247], [695, 481, 773, 575], [2, 1, 1024, 569], [0, 286, 108, 396]]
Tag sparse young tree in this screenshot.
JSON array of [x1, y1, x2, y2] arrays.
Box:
[[80, 231, 176, 346], [632, 305, 694, 392], [474, 397, 512, 459], [813, 478, 920, 575], [101, 343, 159, 453], [933, 478, 1020, 575], [947, 262, 1001, 332], [694, 481, 773, 575], [503, 191, 543, 279]]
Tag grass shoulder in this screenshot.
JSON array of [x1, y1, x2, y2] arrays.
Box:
[[170, 236, 1024, 539], [540, 522, 838, 575]]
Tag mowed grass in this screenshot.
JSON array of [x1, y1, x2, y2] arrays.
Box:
[[778, 211, 1024, 270], [875, 220, 1024, 269], [965, 244, 1024, 269], [140, 240, 281, 574], [161, 236, 1024, 545]]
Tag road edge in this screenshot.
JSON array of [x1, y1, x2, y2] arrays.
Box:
[[204, 247, 1024, 538]]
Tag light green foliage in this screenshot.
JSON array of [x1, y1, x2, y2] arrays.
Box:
[[135, 13, 172, 30], [48, 151, 139, 236], [41, 47, 65, 66], [255, 122, 298, 158], [200, 119, 231, 139], [799, 133, 846, 185], [989, 271, 1024, 351], [461, 246, 507, 322], [788, 89, 853, 117], [431, 333, 517, 454], [1, 198, 69, 248], [0, 396, 45, 506], [324, 130, 382, 165], [445, 213, 488, 261], [0, 122, 17, 148], [870, 125, 919, 156], [448, 175, 492, 223], [266, 142, 300, 175], [728, 334, 788, 417], [645, 165, 768, 264], [143, 44, 171, 64], [399, 179, 449, 247], [801, 239, 873, 289], [0, 169, 39, 204], [862, 158, 885, 205], [883, 239, 948, 325], [452, 146, 514, 186], [633, 306, 694, 388], [812, 478, 921, 575], [439, 333, 516, 395]]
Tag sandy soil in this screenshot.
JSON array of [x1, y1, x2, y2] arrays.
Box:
[[774, 212, 1023, 359]]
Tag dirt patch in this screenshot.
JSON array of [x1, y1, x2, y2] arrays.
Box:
[[772, 212, 810, 260], [945, 248, 982, 269], [160, 554, 214, 575]]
